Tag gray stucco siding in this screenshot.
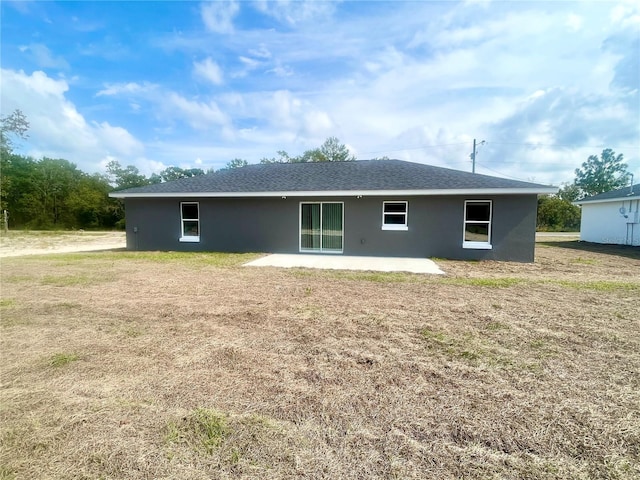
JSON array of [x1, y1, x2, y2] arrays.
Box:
[[123, 194, 537, 262], [341, 195, 536, 261], [124, 197, 298, 253]]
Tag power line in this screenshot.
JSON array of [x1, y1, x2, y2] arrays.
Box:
[[475, 162, 540, 183], [362, 140, 639, 159], [486, 141, 640, 150], [481, 159, 578, 165], [360, 142, 468, 156]]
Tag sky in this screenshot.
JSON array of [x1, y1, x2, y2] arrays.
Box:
[[1, 0, 639, 186]]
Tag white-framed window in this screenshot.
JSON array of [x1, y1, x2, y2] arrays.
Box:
[[382, 201, 408, 231], [180, 202, 200, 242], [463, 200, 492, 249]]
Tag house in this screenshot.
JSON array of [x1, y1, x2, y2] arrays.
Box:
[[110, 159, 556, 262], [574, 182, 640, 246]]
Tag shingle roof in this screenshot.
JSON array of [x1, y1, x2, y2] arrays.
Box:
[[111, 159, 555, 197], [576, 183, 640, 204]]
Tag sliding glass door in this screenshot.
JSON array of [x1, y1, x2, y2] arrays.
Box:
[[300, 202, 343, 253], [300, 203, 321, 250]]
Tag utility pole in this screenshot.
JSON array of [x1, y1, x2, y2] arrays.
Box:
[[470, 139, 485, 174], [471, 139, 477, 173]]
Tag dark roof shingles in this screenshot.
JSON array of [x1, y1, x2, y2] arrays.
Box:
[[578, 183, 640, 203], [116, 159, 550, 195]]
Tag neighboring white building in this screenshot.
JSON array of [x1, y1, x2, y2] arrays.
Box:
[[575, 183, 640, 246]]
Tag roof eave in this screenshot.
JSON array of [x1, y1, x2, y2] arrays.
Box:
[[110, 187, 557, 199], [574, 194, 640, 206]]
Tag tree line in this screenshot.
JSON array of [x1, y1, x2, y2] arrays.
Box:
[[0, 109, 633, 231], [537, 148, 631, 231]]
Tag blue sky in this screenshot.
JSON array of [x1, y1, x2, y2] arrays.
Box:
[[1, 0, 638, 185]]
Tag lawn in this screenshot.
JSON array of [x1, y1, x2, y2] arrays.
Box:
[[1, 241, 639, 479]]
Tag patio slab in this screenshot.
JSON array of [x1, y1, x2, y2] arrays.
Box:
[[244, 254, 445, 274]]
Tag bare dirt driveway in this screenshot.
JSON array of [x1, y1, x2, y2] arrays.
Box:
[[0, 231, 125, 257]]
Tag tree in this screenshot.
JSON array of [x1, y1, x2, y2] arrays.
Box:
[[317, 136, 356, 162], [1, 109, 30, 212], [0, 109, 29, 155], [557, 182, 581, 203], [106, 160, 149, 190], [1, 154, 117, 229], [297, 137, 356, 163], [537, 195, 581, 232], [1, 152, 36, 215], [574, 149, 628, 197], [23, 158, 83, 227], [296, 148, 324, 163], [259, 138, 355, 164], [260, 151, 291, 164], [151, 166, 206, 183], [222, 158, 248, 170], [66, 173, 116, 228]]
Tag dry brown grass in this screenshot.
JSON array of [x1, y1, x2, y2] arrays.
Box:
[[1, 241, 639, 479]]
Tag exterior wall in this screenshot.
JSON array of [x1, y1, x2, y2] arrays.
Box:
[[580, 199, 640, 246], [124, 197, 299, 253], [123, 194, 539, 261]]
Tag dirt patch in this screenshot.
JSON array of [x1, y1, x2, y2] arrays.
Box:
[[0, 231, 125, 257], [0, 241, 639, 479]]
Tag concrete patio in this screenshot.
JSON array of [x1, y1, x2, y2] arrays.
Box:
[[244, 254, 445, 274]]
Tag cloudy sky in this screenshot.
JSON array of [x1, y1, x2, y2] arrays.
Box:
[[1, 0, 638, 185]]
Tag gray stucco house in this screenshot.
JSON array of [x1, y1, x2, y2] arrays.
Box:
[[110, 159, 555, 262]]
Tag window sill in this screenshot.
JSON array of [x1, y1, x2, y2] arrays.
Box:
[[180, 236, 200, 243], [299, 249, 344, 254], [463, 242, 492, 250], [382, 225, 408, 231]]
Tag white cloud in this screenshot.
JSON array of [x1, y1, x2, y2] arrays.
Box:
[[95, 122, 144, 156], [133, 157, 167, 176], [610, 1, 640, 27], [430, 10, 557, 50], [201, 0, 239, 34], [232, 55, 264, 78], [252, 0, 338, 26], [265, 90, 301, 128], [18, 43, 69, 70], [218, 89, 303, 130], [96, 81, 158, 97], [193, 57, 224, 85], [301, 110, 335, 140], [266, 63, 293, 77], [483, 86, 639, 184], [239, 56, 261, 69], [248, 44, 271, 59], [566, 13, 584, 32], [6, 0, 31, 14], [95, 79, 232, 137], [1, 69, 144, 173], [167, 93, 229, 130]]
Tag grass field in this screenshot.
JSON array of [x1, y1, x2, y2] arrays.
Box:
[[1, 239, 639, 479]]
